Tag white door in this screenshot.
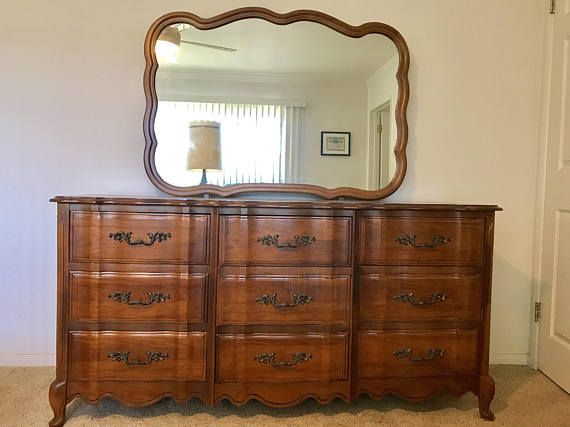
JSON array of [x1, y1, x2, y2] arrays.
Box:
[[379, 107, 391, 187], [538, 1, 570, 392]]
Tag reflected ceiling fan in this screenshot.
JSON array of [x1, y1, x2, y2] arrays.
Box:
[[156, 26, 237, 62]]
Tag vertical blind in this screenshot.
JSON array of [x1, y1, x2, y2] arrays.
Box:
[[155, 101, 305, 187]]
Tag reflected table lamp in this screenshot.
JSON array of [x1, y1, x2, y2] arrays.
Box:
[[187, 120, 222, 185]]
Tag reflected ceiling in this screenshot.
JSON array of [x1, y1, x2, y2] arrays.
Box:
[[159, 20, 397, 81]]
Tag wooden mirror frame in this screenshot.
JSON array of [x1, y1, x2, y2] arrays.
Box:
[[143, 8, 410, 200]]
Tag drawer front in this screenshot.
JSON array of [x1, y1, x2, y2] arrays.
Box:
[[217, 333, 348, 382], [69, 331, 207, 381], [357, 330, 478, 378], [219, 215, 352, 266], [359, 273, 481, 322], [69, 272, 207, 323], [359, 217, 485, 265], [217, 275, 350, 325], [71, 211, 209, 264]]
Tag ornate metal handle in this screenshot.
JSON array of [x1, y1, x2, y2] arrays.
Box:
[[257, 234, 316, 249], [107, 351, 168, 366], [393, 292, 447, 306], [108, 291, 170, 306], [256, 293, 313, 308], [108, 231, 172, 246], [395, 234, 450, 248], [254, 352, 312, 368], [393, 348, 446, 362]]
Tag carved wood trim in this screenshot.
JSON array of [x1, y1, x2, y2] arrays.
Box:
[[143, 7, 410, 200], [50, 196, 502, 211]]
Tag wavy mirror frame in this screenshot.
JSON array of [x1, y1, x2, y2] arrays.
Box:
[[143, 8, 410, 200]]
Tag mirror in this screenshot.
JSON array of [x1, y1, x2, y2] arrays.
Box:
[[143, 9, 409, 199]]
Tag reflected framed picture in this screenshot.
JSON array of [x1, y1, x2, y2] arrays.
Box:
[[321, 131, 351, 156]]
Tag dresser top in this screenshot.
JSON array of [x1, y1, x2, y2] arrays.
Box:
[[50, 195, 502, 211]]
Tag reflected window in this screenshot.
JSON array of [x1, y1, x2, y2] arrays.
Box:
[[155, 101, 304, 187]]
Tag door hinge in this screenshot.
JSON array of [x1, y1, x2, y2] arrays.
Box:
[[550, 0, 556, 14], [377, 124, 383, 134], [534, 302, 542, 322]]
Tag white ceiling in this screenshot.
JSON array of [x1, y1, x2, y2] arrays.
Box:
[[159, 19, 397, 81]]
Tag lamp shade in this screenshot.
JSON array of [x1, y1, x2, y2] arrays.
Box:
[[187, 121, 222, 171]]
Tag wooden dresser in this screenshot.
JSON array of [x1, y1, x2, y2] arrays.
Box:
[[49, 196, 500, 426]]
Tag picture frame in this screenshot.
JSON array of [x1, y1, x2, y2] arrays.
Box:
[[321, 131, 351, 156]]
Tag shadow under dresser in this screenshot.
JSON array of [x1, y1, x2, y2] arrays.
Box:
[[48, 196, 501, 426]]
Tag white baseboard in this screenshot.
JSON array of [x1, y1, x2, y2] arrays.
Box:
[[490, 353, 530, 365], [0, 354, 55, 366]]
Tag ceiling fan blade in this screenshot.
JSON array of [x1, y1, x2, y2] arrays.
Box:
[[180, 40, 237, 52]]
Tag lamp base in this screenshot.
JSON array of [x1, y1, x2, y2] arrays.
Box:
[[200, 169, 208, 185]]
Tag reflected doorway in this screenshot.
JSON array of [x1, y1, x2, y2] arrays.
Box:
[[369, 102, 391, 188]]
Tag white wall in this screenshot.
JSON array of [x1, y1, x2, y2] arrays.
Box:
[[0, 0, 545, 365], [158, 73, 368, 188]]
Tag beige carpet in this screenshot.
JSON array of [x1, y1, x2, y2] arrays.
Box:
[[0, 365, 568, 426]]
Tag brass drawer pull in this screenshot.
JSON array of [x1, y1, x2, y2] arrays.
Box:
[[108, 231, 172, 246], [393, 348, 446, 362], [393, 292, 447, 306], [254, 351, 312, 368], [107, 351, 168, 366], [257, 234, 316, 249], [256, 293, 313, 308], [395, 234, 450, 248], [108, 291, 170, 306]]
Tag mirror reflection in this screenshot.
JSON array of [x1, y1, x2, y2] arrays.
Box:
[[154, 19, 398, 190]]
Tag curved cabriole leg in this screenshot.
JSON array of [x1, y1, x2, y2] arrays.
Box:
[[49, 380, 67, 427], [478, 375, 495, 421]]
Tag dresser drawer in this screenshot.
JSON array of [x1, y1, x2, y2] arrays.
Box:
[[217, 275, 350, 325], [69, 272, 207, 323], [68, 331, 207, 381], [217, 333, 348, 382], [359, 217, 485, 265], [359, 273, 481, 322], [70, 211, 209, 264], [357, 330, 478, 378], [219, 215, 352, 266]]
